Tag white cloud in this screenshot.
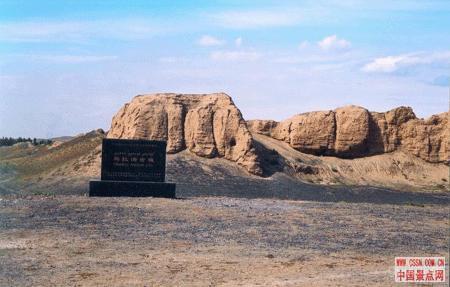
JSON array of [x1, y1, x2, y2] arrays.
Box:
[[362, 51, 450, 73], [210, 50, 262, 61], [235, 37, 242, 47], [211, 9, 304, 29], [197, 35, 224, 46], [362, 55, 406, 73], [0, 19, 165, 42], [318, 35, 351, 51]]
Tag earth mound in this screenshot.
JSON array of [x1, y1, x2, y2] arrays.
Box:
[[107, 93, 262, 175], [248, 106, 448, 163]]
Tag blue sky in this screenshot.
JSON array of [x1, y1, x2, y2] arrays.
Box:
[[0, 0, 449, 137]]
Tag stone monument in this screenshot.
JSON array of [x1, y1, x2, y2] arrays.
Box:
[[89, 138, 176, 197]]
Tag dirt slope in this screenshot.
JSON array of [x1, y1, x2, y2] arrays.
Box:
[[0, 129, 448, 197], [253, 133, 448, 191]]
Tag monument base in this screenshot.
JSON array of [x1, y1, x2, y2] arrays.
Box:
[[89, 180, 176, 198]]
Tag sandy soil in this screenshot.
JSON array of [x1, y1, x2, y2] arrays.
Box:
[[2, 131, 448, 197], [0, 195, 448, 286], [253, 133, 449, 190]]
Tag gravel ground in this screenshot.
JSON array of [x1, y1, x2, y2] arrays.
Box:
[[0, 195, 448, 286]]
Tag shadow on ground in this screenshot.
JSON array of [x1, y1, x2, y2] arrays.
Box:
[[1, 157, 448, 206], [174, 175, 449, 206]]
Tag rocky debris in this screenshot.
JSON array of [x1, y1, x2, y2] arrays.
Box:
[[289, 161, 319, 175], [248, 106, 448, 163], [107, 93, 262, 175]]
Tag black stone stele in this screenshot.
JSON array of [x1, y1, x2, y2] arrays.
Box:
[[89, 138, 176, 197]]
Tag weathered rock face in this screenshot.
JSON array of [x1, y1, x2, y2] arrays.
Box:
[[397, 113, 448, 162], [246, 120, 278, 136], [248, 106, 448, 163], [250, 106, 370, 158], [108, 92, 447, 174], [107, 93, 262, 175], [334, 106, 370, 157], [367, 107, 448, 162], [273, 111, 336, 155]]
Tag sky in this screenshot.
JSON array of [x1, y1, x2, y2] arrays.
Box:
[[0, 0, 449, 138]]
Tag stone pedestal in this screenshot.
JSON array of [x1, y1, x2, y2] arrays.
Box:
[[89, 180, 176, 198]]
